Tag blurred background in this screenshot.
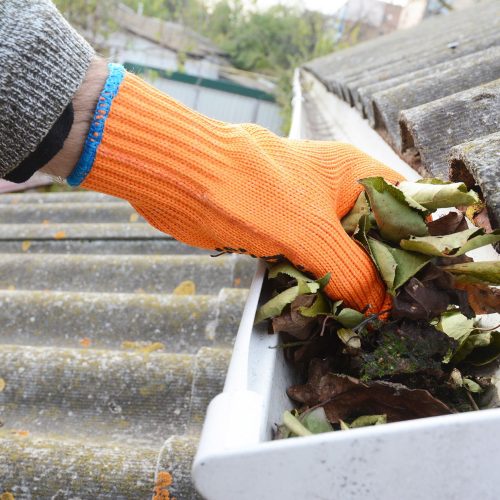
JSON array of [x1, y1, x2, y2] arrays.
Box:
[[53, 0, 480, 135]]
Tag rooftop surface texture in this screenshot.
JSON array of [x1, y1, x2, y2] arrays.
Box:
[[0, 190, 255, 498], [304, 0, 500, 228]]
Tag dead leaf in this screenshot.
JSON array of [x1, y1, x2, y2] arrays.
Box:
[[79, 337, 92, 348], [271, 294, 318, 339], [393, 265, 474, 320], [427, 212, 468, 236], [129, 213, 139, 222], [454, 283, 500, 315], [13, 430, 30, 438], [53, 231, 66, 240], [21, 240, 31, 252], [0, 378, 5, 392], [173, 280, 196, 295], [0, 492, 15, 500], [288, 373, 452, 423]]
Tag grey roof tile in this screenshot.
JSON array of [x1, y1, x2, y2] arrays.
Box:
[[304, 0, 500, 229], [0, 190, 255, 497]]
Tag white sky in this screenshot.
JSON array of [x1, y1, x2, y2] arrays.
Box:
[[239, 0, 410, 15]]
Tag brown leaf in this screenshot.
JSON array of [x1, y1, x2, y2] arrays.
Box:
[[454, 283, 500, 315], [427, 212, 468, 236], [287, 369, 452, 423], [272, 294, 317, 339], [393, 264, 474, 320], [322, 378, 453, 423]]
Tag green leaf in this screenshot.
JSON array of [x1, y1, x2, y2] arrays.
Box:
[[456, 230, 500, 256], [254, 280, 319, 324], [316, 273, 331, 289], [400, 228, 480, 256], [298, 292, 330, 317], [353, 213, 373, 253], [398, 180, 479, 210], [367, 238, 431, 294], [359, 177, 428, 243], [335, 308, 365, 328], [436, 310, 474, 363], [300, 407, 334, 434], [437, 310, 474, 342], [268, 262, 311, 282], [339, 420, 350, 430], [341, 192, 370, 234], [444, 261, 500, 286], [282, 410, 313, 437], [368, 238, 397, 291], [401, 229, 500, 258], [349, 414, 387, 428], [337, 328, 361, 349], [463, 378, 483, 393], [465, 331, 500, 366]]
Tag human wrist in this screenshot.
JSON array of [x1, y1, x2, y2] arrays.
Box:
[[41, 57, 108, 180]]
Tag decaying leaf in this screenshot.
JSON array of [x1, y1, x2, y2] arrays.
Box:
[[359, 177, 428, 243], [427, 212, 468, 236], [255, 280, 319, 324], [463, 378, 483, 393], [453, 283, 500, 315], [392, 265, 474, 321], [337, 328, 361, 351], [347, 414, 387, 428], [436, 310, 474, 363], [341, 192, 370, 234], [272, 294, 318, 339], [288, 372, 452, 423], [398, 180, 479, 210]]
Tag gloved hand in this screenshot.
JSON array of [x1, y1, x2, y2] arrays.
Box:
[[72, 66, 403, 312]]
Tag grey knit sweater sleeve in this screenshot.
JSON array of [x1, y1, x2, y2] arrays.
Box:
[[0, 0, 94, 178]]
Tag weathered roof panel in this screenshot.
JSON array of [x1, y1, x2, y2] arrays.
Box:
[[450, 132, 500, 228], [304, 0, 500, 229], [400, 79, 500, 177]]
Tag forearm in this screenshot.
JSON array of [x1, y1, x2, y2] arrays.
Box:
[[41, 57, 108, 180]]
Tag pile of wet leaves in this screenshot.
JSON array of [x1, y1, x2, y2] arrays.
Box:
[[255, 177, 500, 439]]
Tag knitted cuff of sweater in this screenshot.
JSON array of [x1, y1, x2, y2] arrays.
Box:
[[0, 0, 94, 179]]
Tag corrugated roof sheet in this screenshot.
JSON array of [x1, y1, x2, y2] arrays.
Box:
[[0, 190, 255, 498], [304, 0, 500, 227]]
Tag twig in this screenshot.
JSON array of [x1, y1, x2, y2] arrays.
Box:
[[466, 390, 480, 411], [473, 323, 500, 332], [352, 308, 391, 333]]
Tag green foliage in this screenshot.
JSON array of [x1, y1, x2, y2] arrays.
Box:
[[55, 0, 342, 133]]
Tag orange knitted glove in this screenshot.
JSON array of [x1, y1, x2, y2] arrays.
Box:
[[70, 65, 403, 312]]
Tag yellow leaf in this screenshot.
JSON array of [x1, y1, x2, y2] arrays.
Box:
[[79, 337, 92, 348], [0, 378, 5, 392], [53, 231, 66, 240], [173, 280, 196, 295], [129, 213, 139, 222], [13, 430, 29, 438], [1, 492, 15, 500], [21, 241, 31, 252]]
